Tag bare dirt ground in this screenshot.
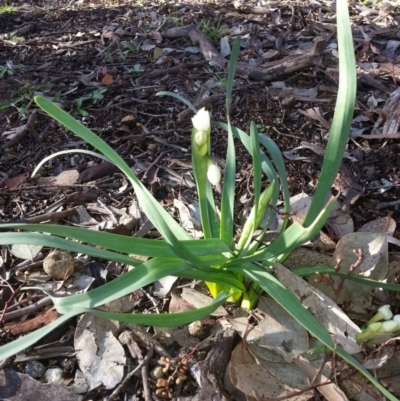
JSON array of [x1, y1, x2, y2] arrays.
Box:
[[0, 0, 400, 400]]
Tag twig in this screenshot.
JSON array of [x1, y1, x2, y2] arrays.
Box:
[[2, 296, 52, 323], [16, 208, 78, 224], [125, 323, 172, 360], [142, 347, 154, 401], [333, 249, 363, 303], [107, 358, 146, 401], [138, 61, 206, 81], [0, 277, 27, 325], [141, 288, 161, 314]]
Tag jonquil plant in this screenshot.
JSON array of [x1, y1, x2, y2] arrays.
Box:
[[0, 1, 398, 399]]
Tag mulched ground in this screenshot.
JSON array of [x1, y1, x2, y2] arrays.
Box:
[[1, 0, 400, 400]]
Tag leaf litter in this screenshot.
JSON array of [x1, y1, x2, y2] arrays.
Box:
[[1, 0, 400, 400]]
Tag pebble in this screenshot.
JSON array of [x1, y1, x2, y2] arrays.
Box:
[[119, 214, 136, 230], [188, 320, 204, 338], [25, 360, 46, 378], [45, 367, 64, 384], [150, 366, 165, 379]]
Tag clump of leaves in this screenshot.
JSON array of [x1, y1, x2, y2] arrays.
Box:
[[0, 1, 398, 399]]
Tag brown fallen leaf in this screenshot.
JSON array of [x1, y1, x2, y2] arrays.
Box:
[[101, 73, 113, 86], [37, 170, 79, 187], [295, 356, 348, 401], [4, 308, 59, 335], [5, 172, 29, 189]]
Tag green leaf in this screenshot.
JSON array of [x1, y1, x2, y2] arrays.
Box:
[[220, 37, 241, 246], [250, 122, 262, 232], [0, 292, 229, 361], [86, 291, 229, 327], [33, 96, 209, 270], [0, 223, 232, 261], [214, 122, 280, 207], [0, 232, 143, 266], [293, 266, 400, 291], [156, 91, 197, 113], [303, 0, 356, 226], [32, 149, 110, 177], [237, 182, 275, 252]]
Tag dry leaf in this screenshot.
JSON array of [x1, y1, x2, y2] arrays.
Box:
[[74, 314, 126, 390], [101, 73, 113, 86]]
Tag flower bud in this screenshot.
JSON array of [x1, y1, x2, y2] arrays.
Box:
[[207, 163, 221, 185], [194, 130, 208, 147], [366, 322, 382, 332], [382, 320, 399, 333], [378, 305, 393, 320], [198, 143, 208, 156], [192, 108, 210, 132], [367, 304, 393, 326]]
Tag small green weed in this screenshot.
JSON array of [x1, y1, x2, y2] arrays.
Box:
[[74, 88, 107, 117], [106, 51, 114, 64], [9, 35, 24, 44], [0, 5, 17, 13], [199, 18, 229, 39], [0, 62, 24, 78], [256, 123, 271, 132], [118, 42, 141, 60], [171, 17, 184, 27], [1, 83, 44, 120], [128, 64, 145, 73]]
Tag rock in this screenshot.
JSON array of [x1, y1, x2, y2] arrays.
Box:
[[45, 367, 64, 384], [188, 320, 204, 338], [25, 360, 46, 378]]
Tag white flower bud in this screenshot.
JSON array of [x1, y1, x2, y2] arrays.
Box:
[[194, 130, 208, 147], [366, 322, 382, 332], [393, 315, 400, 323], [382, 320, 398, 333], [367, 304, 393, 326], [207, 163, 221, 185], [192, 108, 210, 132], [378, 305, 393, 320]]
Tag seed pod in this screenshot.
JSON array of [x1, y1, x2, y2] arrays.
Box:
[[157, 378, 168, 387], [162, 362, 170, 373]]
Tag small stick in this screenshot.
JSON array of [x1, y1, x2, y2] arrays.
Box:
[[106, 358, 146, 401], [142, 347, 154, 401]]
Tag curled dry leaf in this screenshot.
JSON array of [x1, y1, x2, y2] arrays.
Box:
[[310, 232, 388, 306], [294, 355, 349, 401]]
